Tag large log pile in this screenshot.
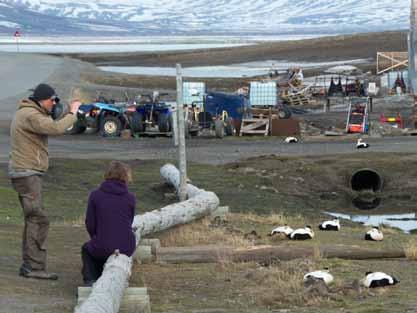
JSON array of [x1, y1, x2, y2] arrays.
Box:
[[75, 164, 219, 313]]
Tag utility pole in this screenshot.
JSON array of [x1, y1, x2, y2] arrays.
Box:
[[176, 64, 187, 201], [409, 0, 417, 98]]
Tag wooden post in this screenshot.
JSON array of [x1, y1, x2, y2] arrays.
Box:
[[176, 64, 187, 201]]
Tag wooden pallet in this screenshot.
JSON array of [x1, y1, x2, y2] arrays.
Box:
[[77, 287, 151, 313], [282, 93, 310, 106], [239, 118, 269, 136]]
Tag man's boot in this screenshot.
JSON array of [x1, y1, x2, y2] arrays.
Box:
[[19, 264, 58, 280]]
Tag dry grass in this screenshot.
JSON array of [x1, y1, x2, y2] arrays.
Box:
[[158, 216, 252, 248], [240, 259, 334, 307], [227, 212, 306, 227], [158, 213, 307, 248], [404, 239, 417, 260]]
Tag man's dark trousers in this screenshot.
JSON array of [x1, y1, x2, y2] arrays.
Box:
[[11, 175, 49, 270]]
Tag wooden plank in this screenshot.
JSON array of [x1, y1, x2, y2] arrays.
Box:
[[156, 245, 406, 265], [376, 51, 409, 75]]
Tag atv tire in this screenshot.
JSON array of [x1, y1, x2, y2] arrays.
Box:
[[130, 112, 146, 133], [278, 105, 292, 119], [158, 114, 172, 133], [66, 121, 87, 135], [99, 115, 122, 137]]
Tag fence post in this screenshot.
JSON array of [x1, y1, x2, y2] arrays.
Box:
[[176, 64, 187, 201]]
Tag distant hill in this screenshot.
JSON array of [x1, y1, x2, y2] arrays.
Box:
[[0, 0, 410, 36]]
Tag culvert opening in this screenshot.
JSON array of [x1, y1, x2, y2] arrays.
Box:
[[351, 169, 383, 192], [350, 169, 383, 210]]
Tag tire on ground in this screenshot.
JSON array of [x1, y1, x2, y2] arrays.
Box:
[[158, 113, 172, 133], [66, 120, 87, 135], [130, 112, 146, 133], [99, 115, 122, 137], [278, 105, 292, 119]]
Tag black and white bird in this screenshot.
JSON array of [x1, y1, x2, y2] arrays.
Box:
[[364, 226, 383, 241], [269, 225, 294, 237], [361, 272, 399, 288], [289, 225, 314, 240], [319, 218, 340, 231], [356, 138, 369, 149], [304, 268, 334, 285], [284, 136, 298, 143]]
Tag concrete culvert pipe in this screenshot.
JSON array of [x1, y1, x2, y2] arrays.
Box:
[[350, 168, 383, 192]]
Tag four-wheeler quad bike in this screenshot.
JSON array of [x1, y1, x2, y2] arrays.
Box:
[[128, 92, 173, 134], [67, 101, 132, 137]]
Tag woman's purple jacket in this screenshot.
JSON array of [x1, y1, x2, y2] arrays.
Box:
[[85, 179, 136, 259]]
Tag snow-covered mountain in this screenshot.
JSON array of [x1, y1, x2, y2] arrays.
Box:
[[0, 0, 411, 35]]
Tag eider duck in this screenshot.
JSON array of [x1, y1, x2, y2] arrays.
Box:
[[356, 138, 369, 149], [319, 218, 340, 231], [304, 268, 334, 285], [269, 225, 294, 237], [361, 272, 399, 288], [284, 136, 298, 143], [364, 227, 383, 241], [289, 225, 314, 240]]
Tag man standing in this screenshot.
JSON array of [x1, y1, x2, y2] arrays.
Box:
[[9, 83, 81, 280]]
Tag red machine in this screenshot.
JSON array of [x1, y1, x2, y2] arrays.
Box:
[[379, 113, 404, 129], [346, 97, 370, 134]]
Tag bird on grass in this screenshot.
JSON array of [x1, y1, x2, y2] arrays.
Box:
[[364, 226, 383, 241], [361, 272, 399, 288], [284, 136, 298, 143], [319, 218, 340, 231], [269, 225, 294, 237], [304, 268, 334, 285], [356, 138, 369, 149], [289, 225, 314, 240]]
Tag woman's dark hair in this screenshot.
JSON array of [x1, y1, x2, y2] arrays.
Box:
[[104, 161, 132, 184]]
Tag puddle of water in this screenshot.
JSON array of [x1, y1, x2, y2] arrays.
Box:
[[325, 211, 417, 233], [99, 59, 368, 78]]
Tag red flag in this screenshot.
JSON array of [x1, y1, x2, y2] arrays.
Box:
[[14, 30, 21, 37]]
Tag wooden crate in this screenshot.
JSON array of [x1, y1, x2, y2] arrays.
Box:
[[239, 118, 269, 136]]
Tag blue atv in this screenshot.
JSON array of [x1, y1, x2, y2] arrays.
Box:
[[67, 101, 129, 137], [128, 93, 173, 134]]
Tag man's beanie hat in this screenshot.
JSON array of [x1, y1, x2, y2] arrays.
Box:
[[32, 83, 56, 101]]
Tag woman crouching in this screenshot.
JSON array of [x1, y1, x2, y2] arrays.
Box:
[[81, 161, 136, 286]]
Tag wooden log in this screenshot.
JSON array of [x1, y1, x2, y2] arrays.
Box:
[[156, 245, 406, 264], [75, 164, 219, 313], [74, 253, 132, 313], [78, 287, 150, 313]]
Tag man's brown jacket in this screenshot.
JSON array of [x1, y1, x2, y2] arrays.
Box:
[[9, 99, 77, 172]]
